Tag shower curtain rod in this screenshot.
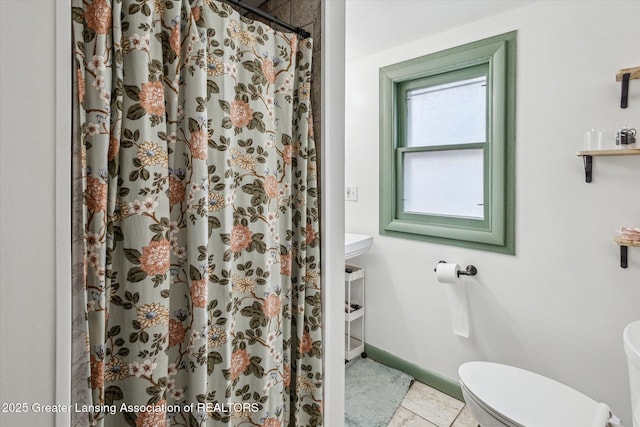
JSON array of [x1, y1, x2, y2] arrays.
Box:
[[222, 0, 311, 39]]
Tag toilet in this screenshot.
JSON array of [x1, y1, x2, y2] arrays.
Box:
[[458, 361, 622, 427]]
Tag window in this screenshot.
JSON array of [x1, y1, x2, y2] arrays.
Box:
[[379, 32, 516, 254]]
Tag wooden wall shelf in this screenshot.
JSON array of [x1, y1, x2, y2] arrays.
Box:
[[615, 237, 640, 247], [577, 148, 640, 156], [576, 148, 640, 182], [616, 66, 640, 82]]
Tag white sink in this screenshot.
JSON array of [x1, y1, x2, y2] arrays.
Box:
[[345, 233, 373, 260]]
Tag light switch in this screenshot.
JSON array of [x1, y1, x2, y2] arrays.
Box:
[[345, 186, 358, 201]]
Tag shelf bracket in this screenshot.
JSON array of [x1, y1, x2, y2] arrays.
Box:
[[621, 245, 628, 268], [583, 155, 593, 183], [616, 66, 640, 109], [621, 72, 631, 108]]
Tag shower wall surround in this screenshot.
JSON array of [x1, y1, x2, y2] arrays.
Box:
[[251, 0, 322, 181]]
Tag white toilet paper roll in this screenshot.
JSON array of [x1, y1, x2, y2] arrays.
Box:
[[436, 263, 461, 284], [435, 263, 470, 338]]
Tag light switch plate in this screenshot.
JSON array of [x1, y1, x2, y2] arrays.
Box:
[[345, 186, 358, 201]]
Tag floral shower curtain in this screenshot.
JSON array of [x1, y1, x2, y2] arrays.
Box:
[[72, 1, 322, 426]]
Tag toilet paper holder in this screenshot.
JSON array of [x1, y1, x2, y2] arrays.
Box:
[[434, 261, 478, 277]]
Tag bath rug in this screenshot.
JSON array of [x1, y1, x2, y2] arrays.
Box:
[[345, 356, 414, 427]]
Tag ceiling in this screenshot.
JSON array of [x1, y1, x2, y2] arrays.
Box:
[[346, 0, 535, 60]]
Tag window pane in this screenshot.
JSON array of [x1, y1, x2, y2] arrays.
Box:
[[403, 149, 484, 219], [407, 76, 486, 147]]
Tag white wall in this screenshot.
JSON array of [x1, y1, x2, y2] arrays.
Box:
[[0, 1, 58, 425], [345, 1, 640, 423], [321, 1, 346, 425]]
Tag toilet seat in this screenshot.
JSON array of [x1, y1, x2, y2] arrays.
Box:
[[459, 361, 613, 427], [461, 380, 522, 426]]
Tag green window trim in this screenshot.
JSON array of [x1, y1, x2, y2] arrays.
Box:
[[379, 31, 516, 254]]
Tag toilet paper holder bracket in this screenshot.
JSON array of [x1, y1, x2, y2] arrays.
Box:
[[434, 261, 478, 277]]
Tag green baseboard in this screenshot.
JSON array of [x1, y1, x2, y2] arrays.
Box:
[[364, 343, 464, 401]]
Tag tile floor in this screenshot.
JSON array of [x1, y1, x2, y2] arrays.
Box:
[[387, 381, 479, 427]]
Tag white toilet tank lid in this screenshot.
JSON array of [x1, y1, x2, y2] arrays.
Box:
[[459, 361, 612, 427]]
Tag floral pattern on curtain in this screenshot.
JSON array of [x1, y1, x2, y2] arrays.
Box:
[[72, 1, 322, 425]]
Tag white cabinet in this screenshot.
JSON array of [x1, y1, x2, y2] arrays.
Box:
[[345, 265, 366, 361]]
